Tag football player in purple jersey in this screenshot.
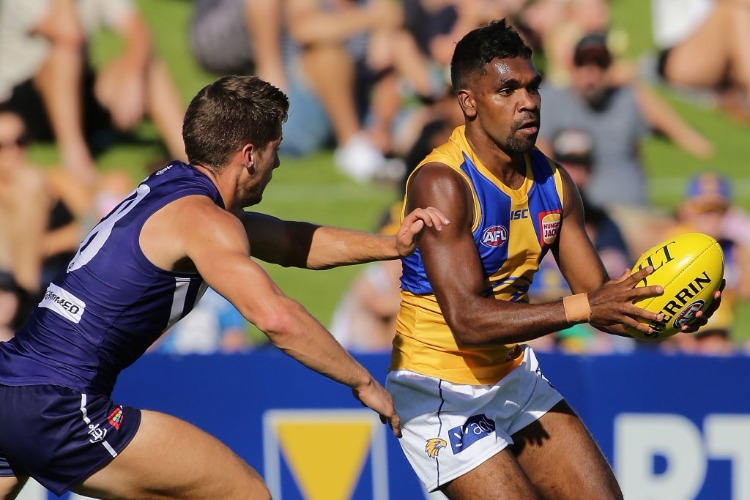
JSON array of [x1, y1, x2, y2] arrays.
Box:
[[0, 75, 448, 499]]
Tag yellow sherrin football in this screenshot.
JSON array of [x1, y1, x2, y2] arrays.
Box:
[[624, 232, 724, 340]]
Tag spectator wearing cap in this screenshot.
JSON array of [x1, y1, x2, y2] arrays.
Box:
[[551, 128, 632, 277], [662, 170, 750, 355], [528, 128, 636, 354], [537, 31, 714, 256]]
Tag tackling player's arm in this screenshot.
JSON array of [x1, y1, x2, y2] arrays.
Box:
[[142, 196, 402, 436], [408, 162, 663, 345], [239, 208, 448, 269]]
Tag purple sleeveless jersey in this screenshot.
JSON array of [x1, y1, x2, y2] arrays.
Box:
[[0, 162, 224, 396]]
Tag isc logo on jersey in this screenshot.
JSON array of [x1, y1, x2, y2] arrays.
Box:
[[481, 225, 508, 247]]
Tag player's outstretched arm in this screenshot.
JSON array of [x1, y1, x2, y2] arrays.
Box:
[[240, 208, 448, 269], [171, 200, 402, 437]]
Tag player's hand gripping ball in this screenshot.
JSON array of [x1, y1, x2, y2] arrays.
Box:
[[625, 232, 724, 340]]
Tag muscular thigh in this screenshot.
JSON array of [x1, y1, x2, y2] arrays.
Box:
[[511, 400, 622, 500], [441, 449, 540, 500], [78, 410, 269, 499]]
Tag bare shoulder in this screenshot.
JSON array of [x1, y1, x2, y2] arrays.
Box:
[[409, 162, 473, 229], [409, 162, 469, 206], [140, 195, 247, 271]]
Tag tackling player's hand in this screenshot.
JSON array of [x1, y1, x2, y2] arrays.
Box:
[[352, 377, 402, 438], [395, 207, 449, 257]]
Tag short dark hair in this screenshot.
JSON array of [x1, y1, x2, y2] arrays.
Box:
[[183, 75, 289, 169], [450, 19, 533, 92]]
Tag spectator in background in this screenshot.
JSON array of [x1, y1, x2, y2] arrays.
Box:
[[0, 109, 50, 295], [282, 0, 409, 183], [192, 0, 432, 183], [0, 108, 133, 301], [651, 0, 750, 123], [402, 0, 522, 70], [0, 0, 186, 186], [152, 288, 253, 355], [537, 32, 713, 256], [394, 0, 516, 160], [190, 0, 287, 91], [551, 128, 632, 276], [661, 171, 750, 355], [0, 271, 29, 343], [528, 128, 635, 354], [519, 0, 613, 86]]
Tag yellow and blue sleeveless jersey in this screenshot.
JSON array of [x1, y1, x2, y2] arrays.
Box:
[[390, 126, 564, 385]]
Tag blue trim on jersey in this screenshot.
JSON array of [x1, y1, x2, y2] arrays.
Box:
[[527, 148, 562, 260], [401, 149, 562, 296]]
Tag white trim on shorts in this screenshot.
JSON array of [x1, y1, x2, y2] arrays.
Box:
[[385, 345, 563, 492]]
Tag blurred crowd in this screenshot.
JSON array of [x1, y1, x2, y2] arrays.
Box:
[[1, 0, 749, 356]]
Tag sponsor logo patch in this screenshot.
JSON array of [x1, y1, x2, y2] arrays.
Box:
[[40, 283, 86, 323], [539, 211, 562, 245], [481, 225, 508, 247], [448, 414, 496, 454], [510, 208, 529, 220], [155, 164, 173, 175], [108, 406, 124, 430]]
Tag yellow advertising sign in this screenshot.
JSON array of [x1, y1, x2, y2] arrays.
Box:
[[263, 409, 388, 499]]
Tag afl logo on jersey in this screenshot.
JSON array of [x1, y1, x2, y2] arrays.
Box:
[[481, 225, 508, 247]]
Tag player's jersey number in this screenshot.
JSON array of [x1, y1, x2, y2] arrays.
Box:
[[67, 185, 151, 273]]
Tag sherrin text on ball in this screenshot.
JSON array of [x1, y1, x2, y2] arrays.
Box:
[[625, 232, 724, 340]]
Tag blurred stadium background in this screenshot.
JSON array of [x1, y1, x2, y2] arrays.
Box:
[[24, 0, 750, 343], [15, 2, 750, 499]]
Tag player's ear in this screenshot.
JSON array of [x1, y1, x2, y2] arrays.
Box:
[[241, 144, 255, 174], [457, 89, 476, 118]]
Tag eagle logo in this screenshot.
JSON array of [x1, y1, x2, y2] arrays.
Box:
[[425, 438, 448, 458]]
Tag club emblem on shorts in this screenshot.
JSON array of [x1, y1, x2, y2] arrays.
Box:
[[108, 406, 124, 430], [88, 423, 107, 443], [425, 438, 448, 458], [448, 414, 496, 454]]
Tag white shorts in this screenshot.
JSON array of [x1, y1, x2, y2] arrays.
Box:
[[386, 346, 563, 492]]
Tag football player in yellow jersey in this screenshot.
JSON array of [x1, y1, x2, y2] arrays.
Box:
[[385, 19, 723, 499]]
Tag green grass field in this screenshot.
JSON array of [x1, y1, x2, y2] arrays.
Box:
[[27, 0, 750, 343]]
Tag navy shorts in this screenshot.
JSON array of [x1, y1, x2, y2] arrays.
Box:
[[0, 384, 141, 495]]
